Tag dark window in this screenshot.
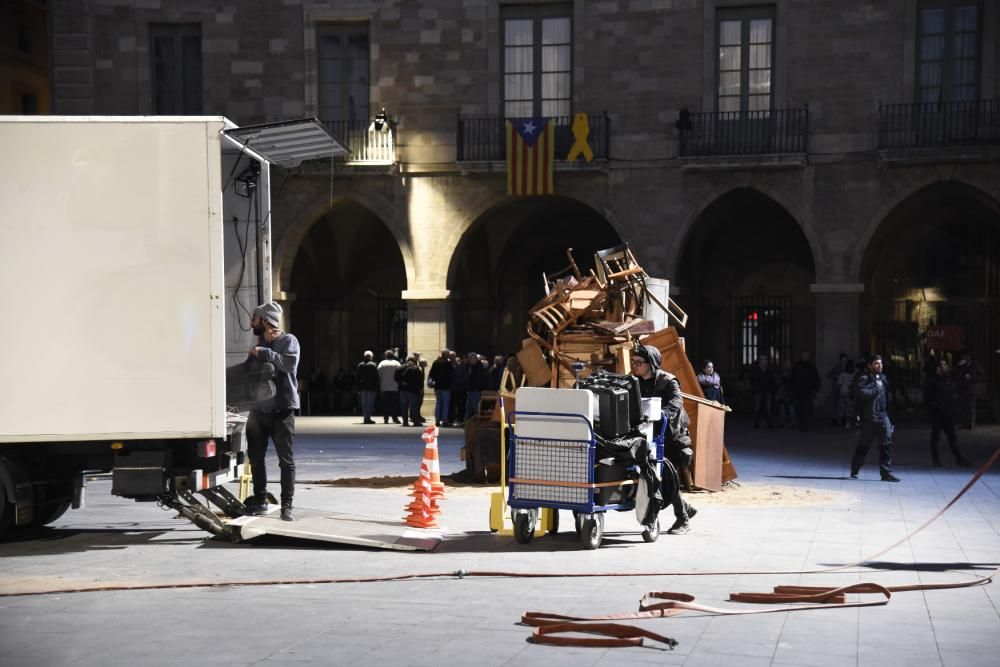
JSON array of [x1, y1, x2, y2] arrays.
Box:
[[917, 1, 981, 103], [317, 24, 369, 124], [150, 23, 203, 115], [502, 4, 571, 118], [716, 7, 774, 114]]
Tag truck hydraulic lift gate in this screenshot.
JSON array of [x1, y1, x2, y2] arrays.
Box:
[[159, 485, 440, 551]]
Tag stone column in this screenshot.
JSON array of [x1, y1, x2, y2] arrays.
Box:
[[402, 289, 452, 422], [811, 283, 864, 413]]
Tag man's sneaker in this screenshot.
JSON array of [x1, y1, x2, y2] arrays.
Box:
[[280, 506, 295, 521], [667, 518, 690, 535], [881, 473, 901, 483], [243, 495, 268, 515], [850, 467, 859, 479], [685, 505, 698, 520]]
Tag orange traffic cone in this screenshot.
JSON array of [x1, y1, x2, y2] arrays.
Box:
[[421, 425, 446, 500], [403, 465, 437, 528], [403, 426, 445, 528]]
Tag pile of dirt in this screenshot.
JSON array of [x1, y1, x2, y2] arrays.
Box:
[[309, 477, 846, 506]]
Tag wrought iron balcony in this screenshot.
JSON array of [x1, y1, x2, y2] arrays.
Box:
[[322, 120, 395, 164], [456, 113, 610, 162], [676, 107, 809, 157], [878, 99, 1000, 150]]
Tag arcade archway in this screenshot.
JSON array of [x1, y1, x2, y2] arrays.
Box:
[[678, 188, 816, 403], [448, 197, 621, 357], [289, 199, 406, 411], [861, 181, 1000, 413]]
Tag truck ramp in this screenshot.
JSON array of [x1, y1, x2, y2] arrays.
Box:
[[227, 509, 441, 551]]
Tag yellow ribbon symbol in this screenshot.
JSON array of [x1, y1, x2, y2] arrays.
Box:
[[566, 113, 594, 162]]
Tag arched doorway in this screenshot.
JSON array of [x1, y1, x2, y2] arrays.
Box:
[[289, 199, 406, 413], [448, 197, 621, 357], [678, 188, 816, 405], [861, 181, 1000, 416]]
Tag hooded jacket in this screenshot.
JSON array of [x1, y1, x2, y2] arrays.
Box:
[[633, 345, 691, 454]]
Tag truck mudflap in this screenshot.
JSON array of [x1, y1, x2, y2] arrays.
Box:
[[159, 485, 440, 551]]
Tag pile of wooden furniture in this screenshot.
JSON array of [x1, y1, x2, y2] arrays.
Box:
[[507, 244, 736, 490]]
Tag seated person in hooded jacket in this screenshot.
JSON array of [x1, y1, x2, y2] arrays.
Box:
[[630, 344, 697, 535]]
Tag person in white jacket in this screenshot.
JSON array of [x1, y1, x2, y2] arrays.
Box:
[[376, 349, 401, 424]]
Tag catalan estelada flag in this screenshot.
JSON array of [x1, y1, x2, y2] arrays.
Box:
[[506, 117, 554, 195]]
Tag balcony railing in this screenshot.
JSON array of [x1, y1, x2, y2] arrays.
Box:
[[677, 107, 809, 157], [878, 99, 1000, 150], [323, 120, 395, 164], [457, 113, 610, 162]]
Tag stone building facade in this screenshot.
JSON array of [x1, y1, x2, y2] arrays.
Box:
[[49, 0, 1000, 411]]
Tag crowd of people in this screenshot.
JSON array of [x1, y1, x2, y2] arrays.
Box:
[[238, 299, 989, 529], [300, 349, 511, 427], [693, 347, 986, 481]]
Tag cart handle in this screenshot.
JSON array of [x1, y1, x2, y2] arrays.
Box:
[[507, 410, 595, 442]]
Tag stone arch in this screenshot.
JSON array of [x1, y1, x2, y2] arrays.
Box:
[[430, 184, 624, 293], [857, 179, 1000, 412], [273, 186, 411, 296], [280, 192, 409, 410], [853, 175, 1000, 284], [446, 194, 622, 355], [675, 187, 818, 395], [669, 182, 819, 282]]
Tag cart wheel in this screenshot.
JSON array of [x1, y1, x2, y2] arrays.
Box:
[[547, 510, 559, 536], [580, 514, 604, 550], [641, 517, 660, 543], [573, 511, 584, 536], [514, 512, 535, 544]]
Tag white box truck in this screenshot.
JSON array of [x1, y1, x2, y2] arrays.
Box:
[[0, 116, 344, 540]]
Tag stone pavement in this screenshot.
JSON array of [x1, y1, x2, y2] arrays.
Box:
[[0, 414, 998, 666]]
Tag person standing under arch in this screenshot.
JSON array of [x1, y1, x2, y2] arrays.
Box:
[[850, 354, 900, 483], [925, 358, 971, 467]]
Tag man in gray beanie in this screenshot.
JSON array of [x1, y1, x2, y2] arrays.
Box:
[[244, 300, 301, 521]]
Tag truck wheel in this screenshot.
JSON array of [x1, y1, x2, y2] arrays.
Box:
[[32, 501, 71, 527], [580, 514, 604, 550]]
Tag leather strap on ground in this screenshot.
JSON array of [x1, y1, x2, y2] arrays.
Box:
[[523, 572, 995, 648]]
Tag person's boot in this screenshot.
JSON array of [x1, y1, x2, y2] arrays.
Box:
[[881, 472, 901, 482], [683, 502, 697, 520], [243, 494, 268, 515], [667, 515, 690, 535], [280, 504, 295, 521]]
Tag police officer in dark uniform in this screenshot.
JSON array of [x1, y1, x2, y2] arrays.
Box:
[[850, 354, 900, 482]]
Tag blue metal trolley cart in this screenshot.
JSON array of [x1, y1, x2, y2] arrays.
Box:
[[506, 410, 666, 549]]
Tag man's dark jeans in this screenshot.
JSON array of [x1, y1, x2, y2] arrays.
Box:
[[247, 409, 296, 506], [851, 415, 893, 475]]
